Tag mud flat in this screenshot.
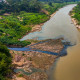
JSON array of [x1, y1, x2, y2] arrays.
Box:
[[10, 39, 64, 80]]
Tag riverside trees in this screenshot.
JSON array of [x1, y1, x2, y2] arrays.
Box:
[[39, 0, 80, 2], [0, 0, 42, 14], [72, 2, 80, 25], [0, 43, 12, 80]]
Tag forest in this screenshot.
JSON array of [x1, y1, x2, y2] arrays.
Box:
[[0, 0, 79, 79], [0, 0, 70, 47], [0, 42, 12, 80], [39, 0, 80, 2]]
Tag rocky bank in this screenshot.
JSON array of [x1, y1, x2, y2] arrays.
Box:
[[10, 39, 64, 80]]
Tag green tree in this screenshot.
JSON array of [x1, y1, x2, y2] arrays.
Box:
[[0, 43, 12, 79]]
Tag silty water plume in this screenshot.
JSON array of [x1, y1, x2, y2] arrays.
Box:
[[20, 4, 80, 45]]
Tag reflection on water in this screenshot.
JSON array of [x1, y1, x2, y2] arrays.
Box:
[[54, 44, 80, 80]]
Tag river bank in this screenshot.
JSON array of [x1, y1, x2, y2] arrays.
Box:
[[70, 5, 80, 30], [70, 13, 80, 30], [31, 12, 57, 32], [10, 39, 64, 80], [20, 11, 57, 41]]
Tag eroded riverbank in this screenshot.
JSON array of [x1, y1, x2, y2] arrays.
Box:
[[10, 39, 65, 80]]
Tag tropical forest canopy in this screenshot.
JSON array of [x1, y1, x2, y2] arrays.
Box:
[[0, 0, 79, 14], [0, 0, 79, 46], [0, 42, 12, 80], [39, 0, 80, 2], [0, 0, 71, 47]]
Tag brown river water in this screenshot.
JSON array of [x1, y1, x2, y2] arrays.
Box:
[[21, 4, 80, 80], [54, 44, 80, 80]]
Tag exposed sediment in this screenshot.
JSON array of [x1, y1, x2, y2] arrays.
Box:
[[10, 39, 64, 80]]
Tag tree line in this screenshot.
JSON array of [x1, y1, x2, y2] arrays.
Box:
[[0, 0, 42, 14], [0, 42, 12, 80], [38, 0, 80, 2], [0, 0, 79, 14], [72, 2, 80, 25]]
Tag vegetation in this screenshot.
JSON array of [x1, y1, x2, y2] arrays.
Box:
[[0, 0, 69, 47], [72, 2, 80, 25], [39, 0, 80, 3], [0, 0, 77, 47], [18, 74, 24, 77], [43, 2, 68, 14], [0, 42, 12, 80], [0, 0, 42, 14], [0, 11, 49, 46], [0, 0, 78, 14]]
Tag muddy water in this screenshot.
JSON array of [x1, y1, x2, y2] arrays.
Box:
[[54, 44, 80, 80]]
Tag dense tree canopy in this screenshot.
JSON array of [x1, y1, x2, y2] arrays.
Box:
[[0, 43, 12, 80], [39, 0, 80, 2], [0, 0, 79, 14], [0, 0, 42, 13], [0, 0, 77, 46], [0, 0, 41, 14]]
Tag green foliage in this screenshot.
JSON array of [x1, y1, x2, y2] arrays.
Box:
[[22, 53, 25, 56], [0, 37, 31, 47], [39, 0, 79, 3], [43, 3, 68, 14], [0, 74, 5, 80], [0, 0, 75, 47], [18, 74, 24, 77], [20, 12, 49, 25], [72, 2, 80, 25], [0, 44, 11, 56], [0, 11, 49, 46], [0, 0, 42, 14], [0, 43, 12, 79]]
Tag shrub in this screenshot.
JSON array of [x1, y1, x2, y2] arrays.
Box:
[[0, 42, 12, 79]]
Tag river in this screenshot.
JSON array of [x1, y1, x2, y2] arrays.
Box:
[[20, 4, 79, 45], [20, 4, 80, 80]]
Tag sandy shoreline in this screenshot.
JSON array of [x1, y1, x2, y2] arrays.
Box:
[[71, 16, 80, 29], [31, 12, 56, 32], [70, 10, 80, 30], [20, 11, 56, 40]]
